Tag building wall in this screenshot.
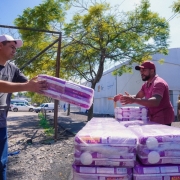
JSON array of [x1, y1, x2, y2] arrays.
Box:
[[93, 70, 117, 114]]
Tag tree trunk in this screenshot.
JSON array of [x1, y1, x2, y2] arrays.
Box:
[[87, 103, 93, 121]]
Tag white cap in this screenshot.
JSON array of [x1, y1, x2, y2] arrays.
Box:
[[0, 34, 23, 48]]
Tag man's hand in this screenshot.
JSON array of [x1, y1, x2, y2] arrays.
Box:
[[120, 92, 135, 105], [25, 77, 48, 93], [113, 94, 123, 102]]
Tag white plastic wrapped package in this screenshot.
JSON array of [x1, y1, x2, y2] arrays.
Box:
[[72, 164, 132, 180], [114, 106, 148, 122], [133, 160, 180, 180], [74, 118, 137, 167], [37, 74, 94, 109], [128, 124, 180, 165]]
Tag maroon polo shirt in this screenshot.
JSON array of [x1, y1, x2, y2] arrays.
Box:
[[140, 75, 174, 124]]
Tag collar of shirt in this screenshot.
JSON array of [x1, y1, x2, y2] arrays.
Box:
[[146, 75, 158, 88]]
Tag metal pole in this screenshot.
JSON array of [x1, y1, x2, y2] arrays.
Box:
[[0, 24, 61, 34], [20, 38, 59, 70], [54, 33, 62, 141]]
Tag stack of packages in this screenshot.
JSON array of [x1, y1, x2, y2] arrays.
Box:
[[114, 106, 148, 122], [72, 118, 137, 180], [126, 123, 180, 179], [37, 74, 94, 109]]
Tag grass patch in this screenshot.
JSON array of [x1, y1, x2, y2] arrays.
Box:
[[38, 113, 54, 137]]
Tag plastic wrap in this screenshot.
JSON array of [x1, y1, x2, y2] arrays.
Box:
[[37, 74, 94, 109], [119, 120, 156, 127], [72, 164, 132, 180], [128, 124, 180, 145], [74, 118, 137, 167], [128, 124, 180, 165]]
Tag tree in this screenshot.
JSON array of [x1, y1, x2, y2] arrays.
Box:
[[14, 0, 72, 103], [62, 0, 169, 120], [13, 0, 169, 121], [14, 0, 71, 78], [25, 92, 53, 105], [172, 0, 180, 13]]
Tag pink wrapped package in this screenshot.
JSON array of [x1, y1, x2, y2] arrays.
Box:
[[74, 144, 136, 154], [72, 164, 132, 180], [74, 151, 135, 167], [133, 160, 180, 180], [128, 124, 180, 146], [75, 118, 137, 145], [114, 106, 148, 122], [38, 74, 94, 109], [138, 146, 180, 157], [138, 155, 180, 165], [138, 145, 180, 164], [128, 124, 180, 165], [74, 118, 137, 167]]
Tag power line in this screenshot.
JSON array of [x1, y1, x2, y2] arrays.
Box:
[[167, 13, 178, 22], [119, 0, 127, 7]]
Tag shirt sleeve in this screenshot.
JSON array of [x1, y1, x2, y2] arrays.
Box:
[[13, 68, 28, 83], [152, 82, 165, 97]]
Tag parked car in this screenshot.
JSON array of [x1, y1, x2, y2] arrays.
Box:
[[34, 103, 54, 113], [9, 99, 30, 111], [11, 103, 35, 112]]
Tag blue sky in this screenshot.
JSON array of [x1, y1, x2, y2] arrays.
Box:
[[0, 0, 179, 48]]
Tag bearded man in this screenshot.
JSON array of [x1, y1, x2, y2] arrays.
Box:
[[114, 61, 174, 125]]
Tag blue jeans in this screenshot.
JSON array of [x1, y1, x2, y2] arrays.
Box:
[[0, 127, 8, 180]]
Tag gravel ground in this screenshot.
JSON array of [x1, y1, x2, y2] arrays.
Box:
[[6, 111, 180, 180]]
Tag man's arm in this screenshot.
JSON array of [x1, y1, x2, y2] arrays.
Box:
[[126, 91, 145, 99], [120, 94, 162, 107], [0, 77, 47, 93], [113, 90, 145, 102]]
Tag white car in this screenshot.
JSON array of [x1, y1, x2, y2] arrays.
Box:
[[11, 103, 35, 112], [34, 103, 54, 113]]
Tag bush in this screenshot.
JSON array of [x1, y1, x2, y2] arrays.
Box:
[[38, 112, 54, 136]]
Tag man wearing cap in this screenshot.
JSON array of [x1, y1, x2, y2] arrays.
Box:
[[114, 61, 174, 126], [0, 34, 47, 180]]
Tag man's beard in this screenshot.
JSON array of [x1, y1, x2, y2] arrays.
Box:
[[142, 75, 150, 81]]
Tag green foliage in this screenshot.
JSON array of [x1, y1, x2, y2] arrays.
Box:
[[14, 0, 71, 78], [14, 0, 69, 39], [158, 58, 165, 64], [62, 0, 169, 81], [25, 92, 53, 105], [13, 0, 169, 81], [112, 65, 133, 76], [172, 0, 180, 13], [38, 112, 54, 136]]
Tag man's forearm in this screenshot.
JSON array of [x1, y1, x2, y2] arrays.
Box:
[[0, 81, 29, 93], [134, 97, 160, 107]]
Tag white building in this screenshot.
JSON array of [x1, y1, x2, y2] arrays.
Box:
[[92, 48, 180, 117]]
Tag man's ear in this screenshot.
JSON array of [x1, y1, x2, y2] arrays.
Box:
[[150, 69, 155, 75]]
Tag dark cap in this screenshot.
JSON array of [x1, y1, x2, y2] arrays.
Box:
[[135, 61, 155, 70]]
